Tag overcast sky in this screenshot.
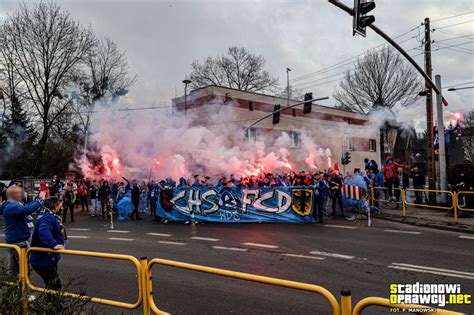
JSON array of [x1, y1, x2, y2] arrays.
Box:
[[1, 0, 473, 127]]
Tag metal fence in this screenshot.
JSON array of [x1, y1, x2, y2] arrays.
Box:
[[0, 244, 465, 314], [369, 187, 474, 224]]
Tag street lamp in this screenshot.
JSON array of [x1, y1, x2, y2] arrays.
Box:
[[182, 79, 191, 115]]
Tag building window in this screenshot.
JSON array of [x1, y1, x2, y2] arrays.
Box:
[[369, 139, 377, 152], [345, 137, 354, 151], [288, 131, 300, 148], [244, 128, 258, 143], [249, 101, 253, 111]]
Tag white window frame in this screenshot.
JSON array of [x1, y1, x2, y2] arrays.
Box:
[[369, 139, 377, 152], [244, 128, 258, 143], [288, 131, 300, 148], [345, 137, 354, 151]]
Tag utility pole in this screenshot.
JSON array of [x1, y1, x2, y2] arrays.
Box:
[[423, 17, 436, 198], [435, 75, 447, 203]]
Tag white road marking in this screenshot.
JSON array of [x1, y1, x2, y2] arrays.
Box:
[[323, 225, 357, 229], [281, 254, 325, 260], [384, 229, 421, 235], [146, 233, 172, 237], [67, 236, 90, 239], [158, 241, 187, 246], [459, 235, 474, 240], [213, 246, 247, 252], [388, 263, 474, 280], [309, 251, 354, 260], [107, 230, 130, 233], [68, 228, 91, 231], [242, 242, 279, 249], [391, 263, 474, 276], [109, 237, 134, 241], [191, 237, 220, 242]]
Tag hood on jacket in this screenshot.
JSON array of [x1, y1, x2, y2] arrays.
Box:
[[385, 156, 392, 162]]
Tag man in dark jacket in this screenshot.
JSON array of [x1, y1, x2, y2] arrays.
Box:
[[98, 181, 112, 218], [131, 181, 142, 220], [30, 197, 65, 290], [411, 166, 426, 204], [1, 185, 44, 275]]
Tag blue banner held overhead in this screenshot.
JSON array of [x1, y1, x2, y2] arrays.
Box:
[[157, 186, 317, 223]]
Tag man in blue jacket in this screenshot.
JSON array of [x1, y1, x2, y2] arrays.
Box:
[[30, 196, 66, 290], [0, 185, 44, 275]]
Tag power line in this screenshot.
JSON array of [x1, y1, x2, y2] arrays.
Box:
[[434, 34, 474, 43], [436, 43, 474, 55], [431, 11, 474, 23], [290, 25, 420, 82], [433, 19, 474, 30], [435, 29, 474, 37]]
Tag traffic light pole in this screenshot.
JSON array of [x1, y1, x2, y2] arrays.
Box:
[[327, 0, 441, 95]]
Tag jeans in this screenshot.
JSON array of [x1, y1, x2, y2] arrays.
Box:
[[32, 265, 62, 290], [331, 194, 344, 216], [91, 198, 99, 215], [7, 241, 29, 276], [80, 196, 89, 212]]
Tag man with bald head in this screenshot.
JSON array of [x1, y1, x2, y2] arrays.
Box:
[[0, 185, 44, 275]]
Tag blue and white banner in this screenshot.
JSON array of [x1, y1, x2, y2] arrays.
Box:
[[157, 186, 317, 223]]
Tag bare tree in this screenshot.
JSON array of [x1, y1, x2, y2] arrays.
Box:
[[72, 36, 136, 155], [460, 110, 474, 162], [333, 46, 422, 114], [189, 46, 279, 93], [1, 2, 95, 174]]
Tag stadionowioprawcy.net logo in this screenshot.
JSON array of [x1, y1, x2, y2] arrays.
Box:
[[389, 282, 471, 312]]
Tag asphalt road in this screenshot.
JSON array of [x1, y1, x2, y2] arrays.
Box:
[[1, 210, 473, 314]]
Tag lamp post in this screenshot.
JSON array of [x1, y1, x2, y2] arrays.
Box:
[[182, 79, 191, 115]]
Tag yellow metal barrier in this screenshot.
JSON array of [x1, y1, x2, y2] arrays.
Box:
[[352, 297, 463, 315], [457, 191, 474, 213], [25, 247, 144, 310], [146, 258, 341, 315], [0, 243, 22, 286], [404, 188, 455, 211]]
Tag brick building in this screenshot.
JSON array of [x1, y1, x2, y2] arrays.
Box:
[[172, 85, 380, 172]]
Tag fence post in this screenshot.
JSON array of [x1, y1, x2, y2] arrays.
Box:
[[20, 247, 28, 314], [401, 189, 407, 218], [140, 256, 151, 315], [340, 289, 351, 315], [453, 192, 458, 224]]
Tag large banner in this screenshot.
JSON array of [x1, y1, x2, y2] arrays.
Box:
[[157, 186, 317, 223]]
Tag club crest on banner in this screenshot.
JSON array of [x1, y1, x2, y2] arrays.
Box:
[[291, 188, 313, 216]]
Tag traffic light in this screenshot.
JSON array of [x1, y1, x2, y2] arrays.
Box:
[[273, 104, 281, 124], [341, 151, 352, 165], [303, 92, 313, 114], [353, 0, 376, 37]]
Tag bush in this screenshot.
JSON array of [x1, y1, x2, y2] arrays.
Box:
[[0, 260, 101, 314]]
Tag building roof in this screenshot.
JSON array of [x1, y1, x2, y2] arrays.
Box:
[[172, 85, 369, 121]]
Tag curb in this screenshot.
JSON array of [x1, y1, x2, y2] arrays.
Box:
[[375, 214, 474, 234]]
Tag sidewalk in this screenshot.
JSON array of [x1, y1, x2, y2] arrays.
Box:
[[375, 205, 474, 234]]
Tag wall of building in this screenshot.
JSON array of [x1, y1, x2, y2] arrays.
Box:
[[172, 85, 380, 173]]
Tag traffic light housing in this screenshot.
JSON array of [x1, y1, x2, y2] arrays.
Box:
[[353, 0, 376, 37], [273, 104, 281, 124], [341, 151, 352, 165], [303, 92, 313, 114]]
